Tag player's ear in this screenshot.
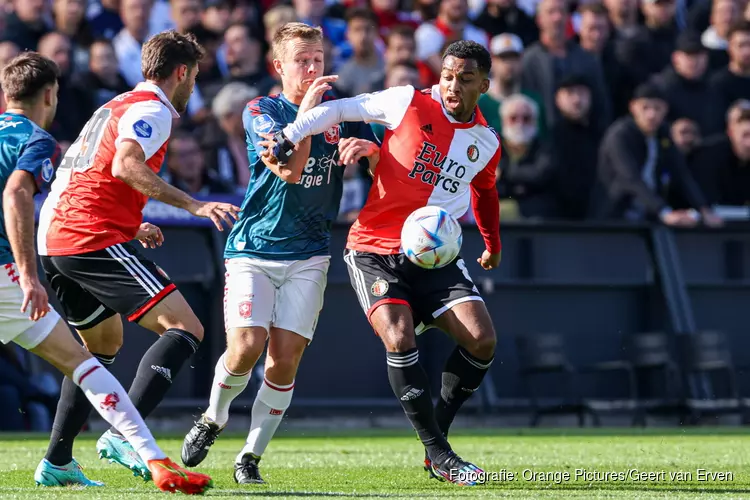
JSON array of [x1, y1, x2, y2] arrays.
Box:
[[272, 59, 283, 77], [43, 84, 53, 106], [480, 77, 490, 95], [176, 64, 188, 82]]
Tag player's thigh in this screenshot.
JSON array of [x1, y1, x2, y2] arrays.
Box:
[[75, 314, 124, 357], [0, 263, 63, 354], [29, 320, 93, 379], [42, 255, 118, 333], [273, 256, 330, 342], [432, 299, 497, 359], [223, 257, 276, 334]]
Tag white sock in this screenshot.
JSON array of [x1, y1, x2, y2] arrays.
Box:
[[73, 357, 166, 462], [204, 352, 251, 427], [237, 378, 294, 461]]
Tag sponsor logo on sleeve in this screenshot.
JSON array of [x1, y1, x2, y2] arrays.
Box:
[[133, 119, 152, 138], [253, 114, 276, 135], [41, 158, 54, 182]]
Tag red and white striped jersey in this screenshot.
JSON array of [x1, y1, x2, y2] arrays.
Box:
[[38, 82, 179, 256], [282, 85, 501, 255]]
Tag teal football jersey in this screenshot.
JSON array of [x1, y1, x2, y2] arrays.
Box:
[[224, 92, 376, 261], [0, 113, 59, 265]]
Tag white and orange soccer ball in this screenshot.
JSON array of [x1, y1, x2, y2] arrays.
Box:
[[400, 206, 462, 270]]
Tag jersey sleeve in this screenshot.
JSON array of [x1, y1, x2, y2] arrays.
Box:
[[243, 96, 286, 155], [282, 86, 415, 145], [16, 129, 61, 192], [115, 100, 173, 160], [471, 143, 501, 253]]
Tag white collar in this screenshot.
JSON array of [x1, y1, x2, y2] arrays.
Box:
[[134, 81, 180, 118]]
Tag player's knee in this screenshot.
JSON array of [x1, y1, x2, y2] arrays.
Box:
[[467, 330, 496, 360], [265, 355, 301, 379], [226, 328, 266, 365], [161, 316, 204, 340]]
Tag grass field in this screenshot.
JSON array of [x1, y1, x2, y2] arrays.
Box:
[[0, 428, 749, 499]]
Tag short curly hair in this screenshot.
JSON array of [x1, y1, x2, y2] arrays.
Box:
[[442, 40, 492, 75]]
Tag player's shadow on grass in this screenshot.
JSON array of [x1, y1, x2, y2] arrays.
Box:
[[213, 491, 439, 498]]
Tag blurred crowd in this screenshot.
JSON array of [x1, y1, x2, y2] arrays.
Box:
[[0, 0, 749, 227]]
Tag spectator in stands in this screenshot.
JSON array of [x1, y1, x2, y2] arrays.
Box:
[[171, 0, 203, 34], [294, 0, 348, 49], [38, 32, 95, 147], [203, 23, 275, 105], [522, 0, 611, 132], [53, 0, 94, 72], [86, 0, 123, 40], [200, 82, 258, 193], [113, 0, 152, 87], [166, 131, 232, 195], [689, 100, 750, 206], [201, 0, 233, 35], [592, 83, 721, 226], [497, 94, 558, 218], [73, 38, 130, 107], [384, 25, 417, 70], [472, 0, 539, 45], [603, 0, 640, 35], [702, 0, 738, 70], [337, 8, 384, 96], [0, 344, 58, 431], [578, 3, 629, 118], [650, 31, 723, 136], [4, 0, 50, 50], [552, 75, 601, 220], [262, 4, 297, 76], [480, 33, 545, 135], [191, 25, 224, 86], [671, 117, 702, 154], [415, 0, 489, 85], [710, 20, 750, 120], [0, 41, 20, 112], [617, 0, 679, 86], [370, 0, 420, 39]]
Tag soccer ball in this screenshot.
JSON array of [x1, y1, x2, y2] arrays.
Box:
[[401, 206, 462, 269]]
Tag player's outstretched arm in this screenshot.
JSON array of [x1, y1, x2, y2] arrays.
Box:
[[3, 170, 51, 320], [112, 140, 239, 230], [278, 85, 415, 147]]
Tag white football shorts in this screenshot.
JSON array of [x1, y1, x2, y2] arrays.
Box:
[[0, 263, 59, 349], [223, 255, 330, 341]]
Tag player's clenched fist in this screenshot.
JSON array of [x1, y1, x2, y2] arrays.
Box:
[[337, 137, 380, 166], [136, 222, 164, 249], [190, 201, 240, 231], [477, 250, 501, 270]]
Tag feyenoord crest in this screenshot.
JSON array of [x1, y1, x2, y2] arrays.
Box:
[[371, 278, 389, 297], [238, 300, 252, 319], [324, 126, 340, 144], [467, 144, 479, 162]]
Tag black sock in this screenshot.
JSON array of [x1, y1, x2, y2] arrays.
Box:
[[435, 346, 493, 438], [45, 353, 116, 466], [110, 329, 199, 434], [386, 348, 451, 462]]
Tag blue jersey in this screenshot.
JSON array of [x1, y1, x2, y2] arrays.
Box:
[[0, 113, 59, 266], [224, 93, 376, 261]]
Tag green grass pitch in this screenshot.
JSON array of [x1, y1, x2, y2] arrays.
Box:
[[0, 428, 748, 499]]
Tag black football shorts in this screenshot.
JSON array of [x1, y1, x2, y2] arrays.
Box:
[[41, 242, 176, 330], [343, 248, 483, 333]]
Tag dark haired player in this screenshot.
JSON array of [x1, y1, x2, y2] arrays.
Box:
[[0, 51, 212, 494], [34, 30, 239, 485], [264, 40, 502, 485]]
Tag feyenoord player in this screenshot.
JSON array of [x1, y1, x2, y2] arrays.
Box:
[[180, 23, 380, 484], [264, 40, 501, 485], [0, 52, 212, 494], [34, 31, 239, 486]]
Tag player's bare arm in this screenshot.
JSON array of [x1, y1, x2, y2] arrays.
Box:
[[2, 170, 50, 321], [112, 139, 240, 230]]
